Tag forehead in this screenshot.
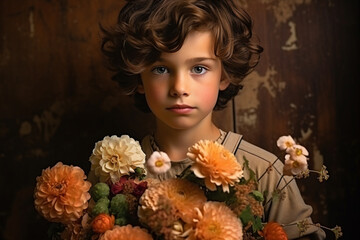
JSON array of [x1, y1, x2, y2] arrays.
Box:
[[159, 31, 217, 62]]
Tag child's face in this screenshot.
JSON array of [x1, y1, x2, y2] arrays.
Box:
[[139, 31, 229, 130]]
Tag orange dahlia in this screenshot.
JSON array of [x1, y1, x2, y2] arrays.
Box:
[[91, 213, 115, 233], [191, 201, 243, 240], [34, 162, 91, 223], [261, 222, 288, 240], [99, 225, 153, 240], [138, 178, 206, 225], [165, 178, 207, 224], [187, 140, 243, 192]]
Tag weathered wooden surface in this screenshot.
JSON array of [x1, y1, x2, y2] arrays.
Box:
[[0, 0, 358, 239]]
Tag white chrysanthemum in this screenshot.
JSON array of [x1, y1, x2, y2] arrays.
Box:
[[283, 154, 308, 176], [89, 135, 145, 183], [146, 151, 171, 175], [277, 135, 296, 150]]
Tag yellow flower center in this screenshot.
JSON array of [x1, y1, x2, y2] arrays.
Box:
[[155, 159, 164, 167], [207, 223, 219, 234], [286, 141, 292, 148], [295, 148, 302, 156], [292, 161, 300, 168]]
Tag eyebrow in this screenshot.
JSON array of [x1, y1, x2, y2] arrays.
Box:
[[186, 57, 218, 64], [157, 57, 218, 64]]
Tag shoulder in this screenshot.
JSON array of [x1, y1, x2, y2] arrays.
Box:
[[238, 139, 284, 176], [221, 131, 283, 176], [238, 139, 277, 163]]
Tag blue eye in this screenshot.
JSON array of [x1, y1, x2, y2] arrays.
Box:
[[152, 66, 168, 74], [192, 66, 207, 74]]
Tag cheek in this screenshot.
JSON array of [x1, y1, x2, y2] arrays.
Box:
[[196, 86, 219, 106], [143, 84, 166, 106]]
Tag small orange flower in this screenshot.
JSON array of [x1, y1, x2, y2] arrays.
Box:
[[91, 213, 115, 233], [261, 222, 288, 240]]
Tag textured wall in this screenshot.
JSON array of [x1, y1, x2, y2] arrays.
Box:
[[231, 2, 359, 239], [0, 0, 358, 239]]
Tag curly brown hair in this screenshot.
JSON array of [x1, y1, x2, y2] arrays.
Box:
[[101, 0, 263, 112]]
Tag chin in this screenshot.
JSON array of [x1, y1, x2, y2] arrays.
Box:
[[165, 120, 199, 130]]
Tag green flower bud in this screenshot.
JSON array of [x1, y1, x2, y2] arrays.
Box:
[[110, 194, 128, 218], [115, 217, 128, 226], [97, 197, 110, 206], [90, 182, 110, 202], [135, 167, 145, 176], [91, 200, 109, 217]]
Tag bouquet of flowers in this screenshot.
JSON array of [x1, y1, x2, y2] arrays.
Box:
[[33, 134, 343, 240]]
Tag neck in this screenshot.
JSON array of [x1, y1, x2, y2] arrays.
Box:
[[154, 120, 221, 161]]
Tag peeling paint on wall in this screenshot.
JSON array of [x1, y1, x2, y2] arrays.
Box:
[[261, 0, 312, 26], [235, 66, 285, 127], [236, 66, 284, 110], [237, 108, 258, 128], [300, 127, 312, 141], [297, 120, 324, 170], [30, 102, 65, 142], [282, 21, 298, 51]]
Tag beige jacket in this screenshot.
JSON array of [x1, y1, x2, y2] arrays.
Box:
[[141, 130, 326, 239]]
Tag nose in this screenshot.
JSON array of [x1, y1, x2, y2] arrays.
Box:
[[169, 72, 190, 97]]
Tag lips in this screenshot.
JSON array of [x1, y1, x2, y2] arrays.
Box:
[[166, 104, 195, 114]]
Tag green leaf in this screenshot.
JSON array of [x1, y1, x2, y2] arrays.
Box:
[[239, 206, 264, 233], [243, 156, 257, 183], [239, 205, 254, 226], [250, 190, 264, 202], [252, 216, 264, 232]]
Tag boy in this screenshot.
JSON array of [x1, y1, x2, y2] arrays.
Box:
[[101, 0, 326, 239]]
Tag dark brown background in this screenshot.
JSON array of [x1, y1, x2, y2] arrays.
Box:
[[0, 0, 358, 239]]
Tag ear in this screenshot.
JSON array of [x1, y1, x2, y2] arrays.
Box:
[[219, 78, 230, 90]]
